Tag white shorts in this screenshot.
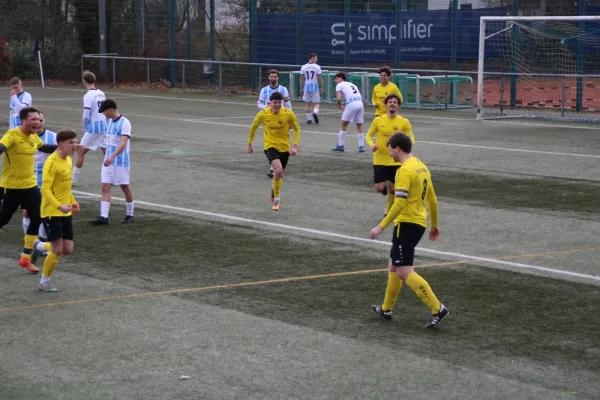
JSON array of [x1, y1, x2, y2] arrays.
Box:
[[341, 100, 365, 124], [302, 91, 320, 104], [80, 132, 108, 151], [101, 165, 130, 185]]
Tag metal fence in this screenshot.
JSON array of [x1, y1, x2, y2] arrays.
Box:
[[2, 1, 600, 84]]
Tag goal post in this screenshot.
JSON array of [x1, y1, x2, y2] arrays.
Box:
[[476, 15, 600, 122]]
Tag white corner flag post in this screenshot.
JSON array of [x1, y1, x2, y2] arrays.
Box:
[[35, 39, 45, 89]]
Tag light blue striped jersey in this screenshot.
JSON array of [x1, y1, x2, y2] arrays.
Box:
[[258, 85, 290, 108], [83, 88, 107, 134], [105, 116, 132, 167], [336, 81, 363, 104], [300, 63, 322, 92], [9, 91, 33, 129], [34, 130, 58, 186]]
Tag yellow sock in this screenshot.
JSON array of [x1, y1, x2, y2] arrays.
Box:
[[42, 252, 59, 277], [386, 192, 395, 213], [23, 234, 37, 259], [382, 272, 402, 311], [272, 178, 283, 199], [43, 242, 51, 252], [405, 272, 442, 314]]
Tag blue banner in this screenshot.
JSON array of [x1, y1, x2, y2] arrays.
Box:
[[255, 8, 507, 65]]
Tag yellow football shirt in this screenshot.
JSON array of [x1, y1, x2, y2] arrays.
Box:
[[366, 114, 415, 166], [380, 157, 438, 229], [371, 82, 403, 116], [248, 107, 301, 152], [41, 152, 76, 218], [0, 128, 44, 189]]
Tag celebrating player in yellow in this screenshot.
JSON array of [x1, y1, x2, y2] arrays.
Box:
[[247, 91, 300, 211], [369, 132, 449, 329], [371, 67, 403, 117], [366, 94, 414, 214], [0, 107, 58, 273], [31, 129, 80, 292]]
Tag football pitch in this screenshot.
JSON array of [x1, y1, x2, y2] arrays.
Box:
[[0, 86, 599, 399]]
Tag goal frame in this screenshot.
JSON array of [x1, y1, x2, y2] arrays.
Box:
[[476, 15, 600, 121]]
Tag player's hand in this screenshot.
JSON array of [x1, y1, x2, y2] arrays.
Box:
[[246, 143, 253, 154], [371, 145, 379, 152], [103, 157, 113, 167], [290, 145, 297, 156], [319, 88, 324, 95], [58, 204, 72, 214], [71, 203, 80, 213], [429, 228, 440, 241], [370, 225, 384, 240], [300, 90, 304, 96], [76, 144, 87, 154], [10, 88, 17, 97]]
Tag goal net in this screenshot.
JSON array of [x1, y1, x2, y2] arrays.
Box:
[[477, 16, 600, 122]]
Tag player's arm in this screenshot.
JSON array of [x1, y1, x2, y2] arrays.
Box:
[[41, 160, 61, 211], [402, 119, 416, 144], [299, 68, 305, 94], [10, 93, 31, 112], [0, 133, 14, 154], [82, 94, 92, 131], [257, 89, 267, 110], [371, 86, 378, 110], [365, 119, 377, 148], [426, 178, 439, 228], [283, 88, 292, 109], [336, 90, 343, 110], [393, 85, 404, 105], [247, 112, 263, 153], [105, 121, 131, 164], [37, 136, 57, 154], [290, 113, 301, 147], [317, 66, 323, 93], [379, 170, 411, 229]]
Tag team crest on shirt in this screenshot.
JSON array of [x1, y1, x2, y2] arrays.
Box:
[[278, 120, 283, 124], [393, 126, 398, 130]]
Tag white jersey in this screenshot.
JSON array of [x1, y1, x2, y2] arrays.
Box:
[[105, 116, 132, 167], [83, 88, 107, 134], [34, 129, 57, 186], [9, 91, 32, 129], [336, 81, 363, 104], [300, 63, 322, 92], [258, 85, 291, 109]]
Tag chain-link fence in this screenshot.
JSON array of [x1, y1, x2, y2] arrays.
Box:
[[2, 0, 600, 86]]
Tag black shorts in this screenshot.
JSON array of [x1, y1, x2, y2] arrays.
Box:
[[43, 216, 74, 242], [373, 165, 399, 184], [264, 148, 290, 170], [0, 187, 41, 234], [390, 222, 426, 267]]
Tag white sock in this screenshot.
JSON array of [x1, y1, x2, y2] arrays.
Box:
[[40, 275, 50, 284], [36, 241, 47, 251], [22, 217, 30, 234], [358, 133, 365, 147], [338, 131, 347, 147], [313, 107, 319, 115], [126, 202, 134, 216], [305, 113, 312, 121], [38, 223, 47, 240], [72, 167, 81, 183], [100, 201, 110, 218]]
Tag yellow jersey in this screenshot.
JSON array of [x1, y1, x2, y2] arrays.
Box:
[[248, 107, 301, 152], [371, 82, 403, 116], [0, 127, 44, 189], [380, 157, 438, 229], [41, 152, 76, 218], [366, 114, 415, 166]]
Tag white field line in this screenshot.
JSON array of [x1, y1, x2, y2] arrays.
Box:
[[73, 190, 600, 283]]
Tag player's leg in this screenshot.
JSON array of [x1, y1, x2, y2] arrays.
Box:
[[0, 188, 21, 231], [371, 225, 404, 320], [20, 187, 42, 273], [303, 96, 313, 123], [373, 166, 388, 196], [22, 209, 30, 235], [73, 133, 102, 183], [385, 166, 399, 214], [394, 223, 448, 328], [90, 167, 112, 224], [119, 183, 134, 223], [332, 119, 349, 152], [355, 104, 365, 152], [312, 92, 320, 124], [38, 218, 67, 292]]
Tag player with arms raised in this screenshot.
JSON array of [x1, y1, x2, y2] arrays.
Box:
[[331, 72, 365, 153], [369, 132, 448, 329], [299, 53, 323, 124], [8, 77, 32, 129], [73, 70, 107, 183], [258, 69, 292, 178], [371, 67, 403, 117], [247, 92, 300, 211], [366, 94, 414, 214]]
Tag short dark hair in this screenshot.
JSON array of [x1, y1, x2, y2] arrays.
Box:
[[82, 70, 96, 84], [335, 72, 347, 81], [308, 53, 317, 59], [57, 129, 78, 143], [384, 93, 402, 106], [20, 107, 39, 121], [379, 66, 392, 77], [269, 92, 284, 101], [268, 69, 279, 77], [387, 132, 412, 153], [99, 99, 117, 112], [10, 77, 21, 86]]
